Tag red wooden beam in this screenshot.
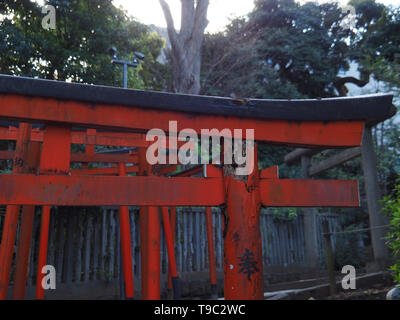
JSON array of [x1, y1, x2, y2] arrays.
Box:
[[260, 166, 279, 179], [12, 141, 41, 299], [0, 94, 365, 147], [0, 150, 139, 164], [0, 150, 13, 160], [117, 164, 134, 299], [71, 153, 138, 164], [138, 147, 160, 300], [71, 165, 139, 176], [36, 125, 71, 299], [0, 175, 359, 207], [0, 126, 193, 149], [0, 123, 31, 299], [260, 179, 360, 207], [70, 164, 178, 176]]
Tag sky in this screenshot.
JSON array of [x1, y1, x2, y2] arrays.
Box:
[[113, 0, 399, 33]]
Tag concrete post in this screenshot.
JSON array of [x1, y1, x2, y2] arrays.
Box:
[[361, 126, 389, 265], [301, 155, 320, 271]]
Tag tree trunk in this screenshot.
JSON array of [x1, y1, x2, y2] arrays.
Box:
[[160, 0, 209, 94]]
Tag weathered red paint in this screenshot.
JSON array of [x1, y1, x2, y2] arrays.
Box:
[[0, 125, 194, 149], [36, 125, 71, 299], [82, 129, 95, 170], [0, 150, 139, 164], [71, 165, 139, 176], [260, 166, 279, 179], [36, 206, 51, 299], [0, 150, 13, 160], [0, 174, 225, 206], [161, 207, 179, 298], [12, 205, 35, 300], [0, 123, 31, 299], [12, 141, 41, 300], [0, 94, 365, 147], [224, 143, 264, 300], [0, 175, 360, 207], [118, 164, 135, 299], [260, 179, 360, 207], [0, 91, 369, 302], [138, 148, 160, 300]]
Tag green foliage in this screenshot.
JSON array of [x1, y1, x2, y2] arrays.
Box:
[[334, 224, 368, 269], [201, 0, 356, 99], [270, 208, 297, 222], [349, 0, 400, 90], [0, 0, 167, 90], [382, 177, 400, 284], [374, 120, 400, 195]]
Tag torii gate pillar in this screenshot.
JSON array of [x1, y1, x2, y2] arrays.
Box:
[[223, 144, 264, 300]]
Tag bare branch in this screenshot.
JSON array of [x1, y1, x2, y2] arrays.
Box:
[[180, 0, 195, 40], [193, 0, 209, 36], [334, 76, 369, 96], [159, 0, 179, 47]]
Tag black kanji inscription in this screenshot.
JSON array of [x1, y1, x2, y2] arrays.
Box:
[[238, 248, 259, 280]]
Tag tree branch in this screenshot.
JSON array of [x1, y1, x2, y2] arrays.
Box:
[[159, 0, 179, 48], [334, 75, 370, 96], [193, 0, 209, 37], [180, 0, 195, 40]]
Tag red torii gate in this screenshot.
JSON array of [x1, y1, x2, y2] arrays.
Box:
[[0, 124, 186, 299], [0, 75, 395, 300], [0, 124, 204, 300]]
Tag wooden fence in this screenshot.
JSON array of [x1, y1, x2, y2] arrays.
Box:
[[0, 206, 347, 287]]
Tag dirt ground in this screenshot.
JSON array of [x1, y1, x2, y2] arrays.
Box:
[[323, 283, 392, 300]]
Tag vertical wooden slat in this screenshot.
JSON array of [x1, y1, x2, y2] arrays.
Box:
[[176, 210, 182, 273], [100, 209, 107, 280], [47, 210, 56, 269], [129, 210, 137, 277], [216, 210, 222, 269], [55, 211, 65, 283], [195, 210, 201, 271], [63, 210, 76, 284], [135, 210, 141, 278], [201, 210, 206, 270], [187, 209, 191, 272], [160, 216, 165, 274], [266, 214, 275, 265], [299, 213, 306, 265], [183, 211, 188, 273], [29, 210, 40, 285], [109, 210, 115, 278], [92, 211, 100, 281], [260, 212, 266, 265], [83, 213, 92, 282], [74, 212, 83, 282], [116, 210, 121, 280]]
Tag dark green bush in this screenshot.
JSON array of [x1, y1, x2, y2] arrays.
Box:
[[334, 224, 368, 270], [382, 178, 400, 285]]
